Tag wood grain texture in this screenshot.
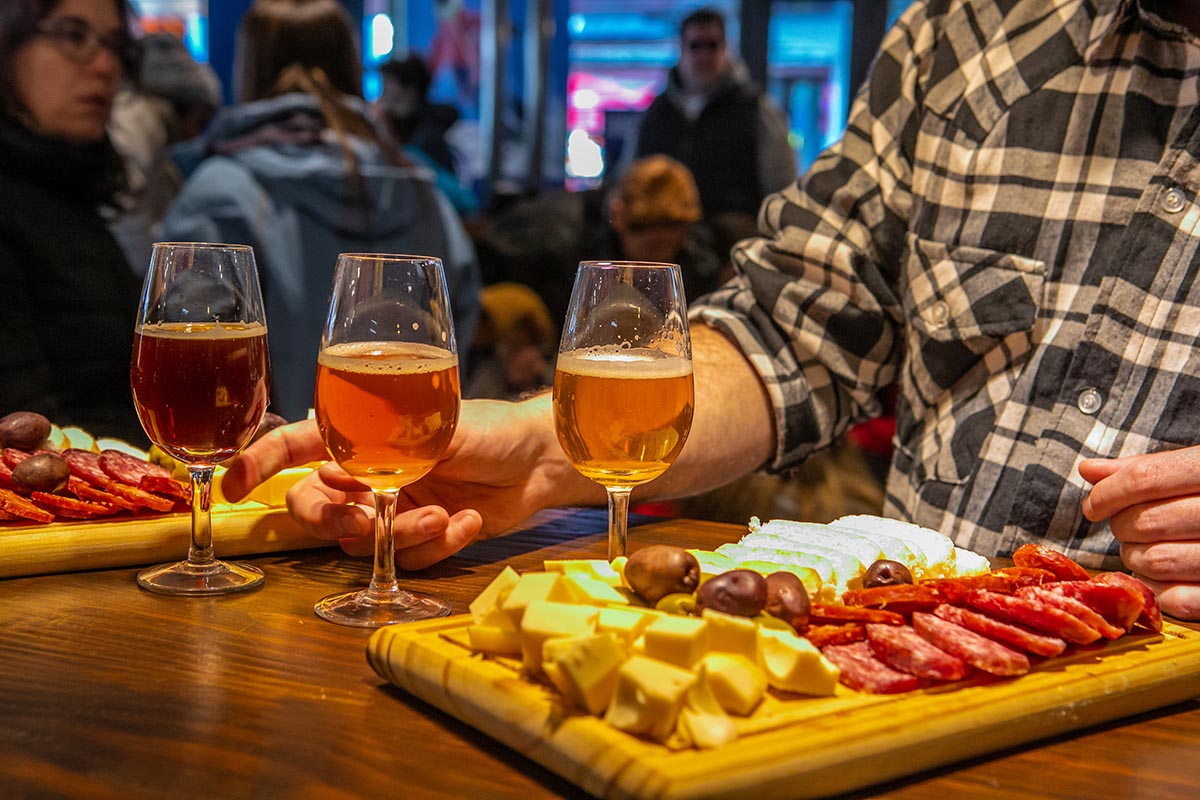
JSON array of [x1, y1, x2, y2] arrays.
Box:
[[2, 510, 1200, 800]]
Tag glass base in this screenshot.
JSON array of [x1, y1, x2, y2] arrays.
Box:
[[314, 587, 452, 628], [137, 559, 265, 596]]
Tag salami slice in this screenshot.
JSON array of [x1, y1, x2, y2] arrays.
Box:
[[103, 482, 177, 513], [99, 449, 170, 485], [70, 478, 139, 512], [1093, 572, 1162, 633], [1039, 580, 1145, 632], [841, 583, 942, 614], [922, 573, 1020, 604], [30, 491, 118, 519], [1012, 543, 1091, 581], [866, 622, 969, 680], [1015, 586, 1125, 639], [0, 506, 18, 520], [965, 590, 1101, 645], [822, 640, 920, 694], [932, 603, 1067, 658], [0, 487, 55, 523], [990, 566, 1059, 588], [810, 603, 905, 626], [911, 611, 1030, 676], [0, 460, 24, 493], [803, 623, 866, 649], [139, 474, 191, 503], [61, 449, 112, 487], [2, 447, 32, 469]]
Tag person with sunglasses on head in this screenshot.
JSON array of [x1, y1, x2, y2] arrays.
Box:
[[0, 0, 147, 443], [632, 6, 796, 223]]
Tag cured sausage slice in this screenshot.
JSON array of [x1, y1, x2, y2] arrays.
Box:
[[822, 640, 919, 694], [61, 449, 113, 487], [0, 487, 55, 523], [99, 450, 171, 486], [2, 447, 31, 470], [866, 622, 969, 680], [102, 482, 177, 513], [803, 623, 866, 648], [1015, 586, 1125, 639], [965, 590, 1101, 645], [922, 573, 1020, 603], [139, 475, 191, 503], [841, 584, 942, 614], [932, 603, 1067, 658], [911, 611, 1030, 676], [810, 604, 905, 626], [1093, 572, 1162, 632], [30, 491, 118, 519], [990, 566, 1058, 588], [1039, 580, 1145, 632], [1012, 543, 1090, 581], [70, 479, 139, 512]]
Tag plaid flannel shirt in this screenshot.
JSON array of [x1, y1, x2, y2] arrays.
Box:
[[691, 0, 1200, 567]]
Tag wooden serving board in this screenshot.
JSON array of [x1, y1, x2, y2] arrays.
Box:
[[367, 614, 1200, 800], [0, 504, 327, 579]]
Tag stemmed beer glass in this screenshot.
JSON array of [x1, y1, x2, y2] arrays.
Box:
[[312, 254, 458, 627], [553, 261, 694, 560], [131, 242, 270, 595]]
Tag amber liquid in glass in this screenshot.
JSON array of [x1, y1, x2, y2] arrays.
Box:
[[315, 341, 460, 490], [553, 350, 694, 487], [131, 322, 270, 463]]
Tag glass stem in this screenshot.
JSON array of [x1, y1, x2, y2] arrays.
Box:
[[366, 489, 402, 599], [606, 486, 632, 561], [186, 465, 216, 567]]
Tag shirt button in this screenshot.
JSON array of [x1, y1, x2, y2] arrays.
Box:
[[1163, 187, 1187, 213], [927, 301, 950, 326], [1077, 387, 1103, 415]]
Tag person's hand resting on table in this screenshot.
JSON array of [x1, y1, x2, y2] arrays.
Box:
[[1081, 448, 1200, 620]]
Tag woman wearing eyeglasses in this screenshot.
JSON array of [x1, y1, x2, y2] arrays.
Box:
[[0, 0, 147, 442]]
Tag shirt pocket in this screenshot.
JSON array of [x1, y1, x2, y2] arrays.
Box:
[[897, 233, 1045, 485]]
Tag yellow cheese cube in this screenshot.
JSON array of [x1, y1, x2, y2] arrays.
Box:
[[467, 624, 522, 656], [542, 559, 623, 587], [700, 609, 758, 660], [756, 627, 840, 696], [698, 652, 766, 716], [597, 606, 658, 647], [642, 615, 709, 669], [604, 655, 697, 741], [560, 574, 629, 606], [469, 566, 522, 624], [542, 632, 626, 715], [501, 572, 573, 628], [676, 663, 737, 749], [518, 600, 598, 674]]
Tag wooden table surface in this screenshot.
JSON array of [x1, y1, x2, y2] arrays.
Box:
[[2, 508, 1199, 800]]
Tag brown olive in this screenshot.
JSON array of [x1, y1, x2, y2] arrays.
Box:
[[0, 411, 51, 451], [11, 452, 71, 493], [251, 412, 289, 443], [863, 559, 913, 588], [624, 545, 700, 604], [695, 569, 767, 618], [764, 571, 811, 630]]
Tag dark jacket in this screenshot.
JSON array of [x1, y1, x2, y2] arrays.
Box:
[[0, 120, 144, 442]]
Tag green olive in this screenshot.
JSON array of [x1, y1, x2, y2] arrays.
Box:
[[655, 592, 697, 615]]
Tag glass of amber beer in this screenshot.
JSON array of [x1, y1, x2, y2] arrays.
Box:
[[131, 242, 270, 595], [553, 261, 694, 560], [312, 253, 458, 627]]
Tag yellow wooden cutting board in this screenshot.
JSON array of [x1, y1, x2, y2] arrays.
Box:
[[367, 615, 1200, 799]]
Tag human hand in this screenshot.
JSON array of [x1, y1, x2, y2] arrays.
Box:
[[1080, 448, 1200, 620]]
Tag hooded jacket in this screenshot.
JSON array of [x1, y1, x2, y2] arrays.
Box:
[[162, 93, 481, 421]]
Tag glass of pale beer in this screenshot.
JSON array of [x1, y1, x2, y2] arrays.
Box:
[[312, 253, 458, 627], [131, 242, 270, 595], [553, 261, 694, 560]]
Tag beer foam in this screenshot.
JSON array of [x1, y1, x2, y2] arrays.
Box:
[[318, 341, 457, 374], [137, 321, 267, 339], [557, 349, 692, 378]]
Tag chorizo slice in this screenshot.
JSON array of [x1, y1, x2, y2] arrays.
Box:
[[965, 590, 1101, 645], [139, 474, 191, 503], [70, 479, 139, 512], [1012, 543, 1091, 581], [31, 491, 119, 519], [0, 487, 55, 523], [1015, 586, 1125, 639], [102, 482, 177, 513], [866, 622, 970, 681], [911, 611, 1030, 676], [810, 604, 905, 626], [932, 603, 1067, 658], [841, 583, 943, 614], [1039, 580, 1145, 633], [990, 566, 1059, 588], [1092, 572, 1162, 633], [922, 573, 1020, 603], [803, 623, 866, 649], [822, 640, 919, 694]]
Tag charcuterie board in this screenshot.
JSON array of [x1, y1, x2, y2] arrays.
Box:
[[366, 614, 1200, 800], [0, 502, 326, 579]]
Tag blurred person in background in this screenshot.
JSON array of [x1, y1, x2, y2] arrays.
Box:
[[108, 31, 222, 273], [161, 0, 481, 423], [579, 155, 723, 303], [0, 0, 146, 442], [633, 7, 796, 221], [464, 282, 555, 401]]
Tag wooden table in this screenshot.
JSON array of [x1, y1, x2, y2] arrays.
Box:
[[2, 509, 1199, 800]]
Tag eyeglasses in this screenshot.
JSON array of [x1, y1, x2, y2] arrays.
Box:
[[35, 17, 137, 68], [685, 38, 722, 52]]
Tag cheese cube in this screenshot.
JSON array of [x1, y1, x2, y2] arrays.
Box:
[[501, 572, 573, 628], [560, 574, 629, 606], [542, 632, 626, 715], [469, 565, 521, 623], [642, 615, 708, 668], [677, 663, 737, 749], [518, 600, 598, 674], [467, 623, 522, 656], [698, 652, 766, 716], [756, 627, 840, 696], [700, 609, 758, 660], [542, 559, 623, 587], [604, 655, 697, 741], [596, 606, 658, 646]]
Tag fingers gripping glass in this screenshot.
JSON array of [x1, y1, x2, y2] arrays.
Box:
[[131, 243, 270, 595], [553, 261, 694, 560], [312, 254, 457, 627], [36, 17, 137, 67]]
